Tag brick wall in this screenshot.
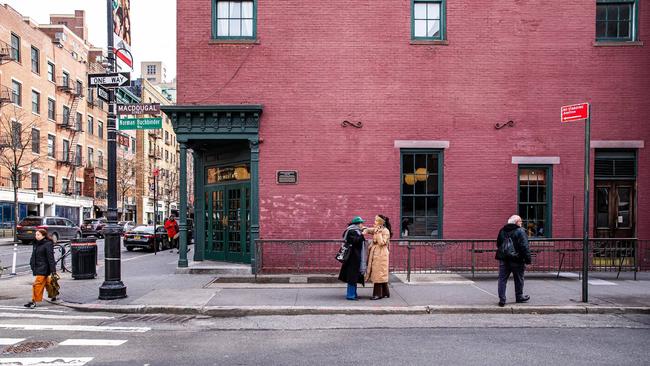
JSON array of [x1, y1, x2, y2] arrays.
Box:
[[177, 1, 650, 240]]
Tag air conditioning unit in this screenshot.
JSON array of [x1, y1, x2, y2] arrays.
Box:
[[54, 32, 67, 43]]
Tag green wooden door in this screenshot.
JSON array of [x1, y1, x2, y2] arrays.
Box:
[[205, 184, 250, 263]]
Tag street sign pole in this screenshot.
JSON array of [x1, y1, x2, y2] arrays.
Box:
[[582, 104, 591, 303], [99, 0, 127, 300]]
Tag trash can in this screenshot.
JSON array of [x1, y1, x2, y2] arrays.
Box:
[[71, 238, 97, 280]]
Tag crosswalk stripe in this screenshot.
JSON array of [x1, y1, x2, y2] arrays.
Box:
[[0, 324, 150, 333], [0, 357, 93, 366], [0, 306, 68, 313], [0, 338, 25, 345], [59, 339, 127, 346], [0, 312, 114, 320]]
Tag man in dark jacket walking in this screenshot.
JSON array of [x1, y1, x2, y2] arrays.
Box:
[[338, 216, 366, 300], [496, 215, 532, 307]]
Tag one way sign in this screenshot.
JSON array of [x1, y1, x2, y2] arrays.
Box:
[[88, 72, 130, 88]]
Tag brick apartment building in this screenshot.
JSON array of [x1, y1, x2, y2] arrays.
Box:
[[166, 1, 649, 269], [0, 5, 112, 228]]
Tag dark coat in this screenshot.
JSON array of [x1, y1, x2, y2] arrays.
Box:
[[495, 223, 532, 264], [30, 238, 56, 276], [338, 225, 365, 285]]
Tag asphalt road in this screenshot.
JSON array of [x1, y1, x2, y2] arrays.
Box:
[[0, 308, 649, 366]]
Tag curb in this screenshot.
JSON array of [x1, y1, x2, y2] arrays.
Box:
[[53, 301, 650, 317]]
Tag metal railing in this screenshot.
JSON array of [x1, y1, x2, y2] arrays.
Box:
[[254, 238, 649, 280]]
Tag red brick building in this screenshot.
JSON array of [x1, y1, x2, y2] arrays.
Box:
[[167, 1, 649, 269]]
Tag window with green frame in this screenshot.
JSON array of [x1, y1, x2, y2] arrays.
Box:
[[401, 150, 443, 238], [412, 0, 446, 40], [213, 1, 256, 39], [596, 0, 638, 41], [518, 166, 552, 238]]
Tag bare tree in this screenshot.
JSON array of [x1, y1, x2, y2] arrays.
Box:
[[0, 105, 41, 242], [161, 170, 179, 218], [117, 155, 137, 220]]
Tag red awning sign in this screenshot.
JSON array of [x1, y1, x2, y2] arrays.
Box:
[[561, 103, 589, 123]]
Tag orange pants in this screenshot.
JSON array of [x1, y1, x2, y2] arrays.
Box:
[[32, 275, 50, 302]]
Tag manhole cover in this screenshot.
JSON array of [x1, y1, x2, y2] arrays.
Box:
[[3, 340, 56, 354]]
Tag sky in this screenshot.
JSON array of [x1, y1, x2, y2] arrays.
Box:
[[2, 0, 176, 80]]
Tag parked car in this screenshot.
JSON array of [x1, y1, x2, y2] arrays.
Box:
[[17, 216, 82, 244], [123, 225, 170, 252], [81, 218, 107, 238], [118, 221, 136, 235]]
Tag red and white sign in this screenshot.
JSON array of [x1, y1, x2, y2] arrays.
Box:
[[153, 168, 159, 177], [561, 103, 589, 123]]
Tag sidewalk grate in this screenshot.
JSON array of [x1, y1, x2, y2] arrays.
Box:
[[3, 340, 56, 354]]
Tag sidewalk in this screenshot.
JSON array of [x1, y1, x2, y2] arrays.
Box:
[[1, 248, 649, 316]]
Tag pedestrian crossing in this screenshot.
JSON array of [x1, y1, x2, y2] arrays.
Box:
[[0, 308, 148, 366]]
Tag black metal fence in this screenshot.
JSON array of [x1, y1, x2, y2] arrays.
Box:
[[255, 238, 649, 280]]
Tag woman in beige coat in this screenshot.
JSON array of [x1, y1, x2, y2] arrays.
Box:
[[363, 215, 392, 300]]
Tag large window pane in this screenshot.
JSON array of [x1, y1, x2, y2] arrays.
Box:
[[518, 167, 551, 237], [401, 150, 442, 237]]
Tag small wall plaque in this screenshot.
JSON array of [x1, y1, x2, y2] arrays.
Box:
[[277, 170, 298, 184]]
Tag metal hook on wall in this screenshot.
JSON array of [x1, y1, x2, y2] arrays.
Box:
[[495, 120, 515, 130], [341, 120, 363, 128]]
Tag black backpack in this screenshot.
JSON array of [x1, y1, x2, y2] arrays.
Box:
[[498, 231, 519, 260]]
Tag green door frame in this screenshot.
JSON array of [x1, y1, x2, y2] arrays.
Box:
[[204, 183, 251, 263]]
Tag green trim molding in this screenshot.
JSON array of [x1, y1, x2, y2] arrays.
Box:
[[161, 105, 263, 141]]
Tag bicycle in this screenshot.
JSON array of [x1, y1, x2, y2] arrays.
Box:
[[53, 241, 71, 273]]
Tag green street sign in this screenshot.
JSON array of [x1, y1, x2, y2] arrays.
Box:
[[118, 117, 162, 130]]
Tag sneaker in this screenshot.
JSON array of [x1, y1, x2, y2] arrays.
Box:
[[50, 297, 57, 302], [24, 301, 36, 309], [516, 295, 530, 303]]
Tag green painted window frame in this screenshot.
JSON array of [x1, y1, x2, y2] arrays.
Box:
[[517, 165, 553, 239], [400, 149, 444, 239], [596, 0, 638, 41], [411, 0, 447, 41], [212, 0, 257, 40]]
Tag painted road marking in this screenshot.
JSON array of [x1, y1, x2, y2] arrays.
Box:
[[59, 339, 127, 346], [0, 357, 93, 366], [0, 312, 114, 320], [0, 306, 68, 313], [588, 279, 617, 286], [0, 338, 25, 345], [0, 324, 150, 333]]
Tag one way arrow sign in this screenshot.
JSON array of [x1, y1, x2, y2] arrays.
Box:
[[88, 72, 130, 88]]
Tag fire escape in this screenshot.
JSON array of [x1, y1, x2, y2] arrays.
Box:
[[56, 75, 84, 195], [0, 39, 17, 105]]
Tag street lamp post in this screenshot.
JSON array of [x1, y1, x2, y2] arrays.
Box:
[[99, 0, 127, 299]]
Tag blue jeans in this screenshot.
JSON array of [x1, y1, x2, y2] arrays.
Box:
[[498, 260, 525, 303], [346, 283, 358, 300]]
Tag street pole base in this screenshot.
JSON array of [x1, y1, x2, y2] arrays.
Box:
[[99, 280, 127, 300], [177, 259, 188, 268]]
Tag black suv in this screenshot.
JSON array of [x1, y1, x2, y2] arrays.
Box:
[[81, 218, 107, 238]]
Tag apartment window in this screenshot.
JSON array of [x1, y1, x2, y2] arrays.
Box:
[[47, 98, 56, 120], [214, 1, 256, 38], [75, 144, 82, 166], [98, 121, 104, 139], [10, 33, 20, 62], [47, 135, 55, 157], [131, 138, 136, 153], [401, 150, 443, 238], [165, 150, 169, 162], [87, 147, 94, 168], [76, 112, 83, 131], [98, 151, 104, 169], [31, 173, 39, 190], [147, 65, 156, 74], [87, 88, 94, 103], [62, 140, 70, 161], [518, 166, 552, 238], [11, 121, 21, 149], [87, 115, 94, 135], [31, 90, 40, 114], [75, 80, 83, 96], [412, 0, 446, 40], [47, 62, 55, 82], [31, 46, 39, 74], [31, 128, 40, 154], [74, 181, 82, 196], [48, 176, 55, 193], [165, 131, 169, 144], [62, 178, 70, 194], [596, 0, 637, 41], [63, 106, 70, 125], [11, 80, 22, 106], [62, 71, 69, 88]]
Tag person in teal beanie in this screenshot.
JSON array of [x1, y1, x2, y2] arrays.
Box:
[[338, 216, 366, 300]]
